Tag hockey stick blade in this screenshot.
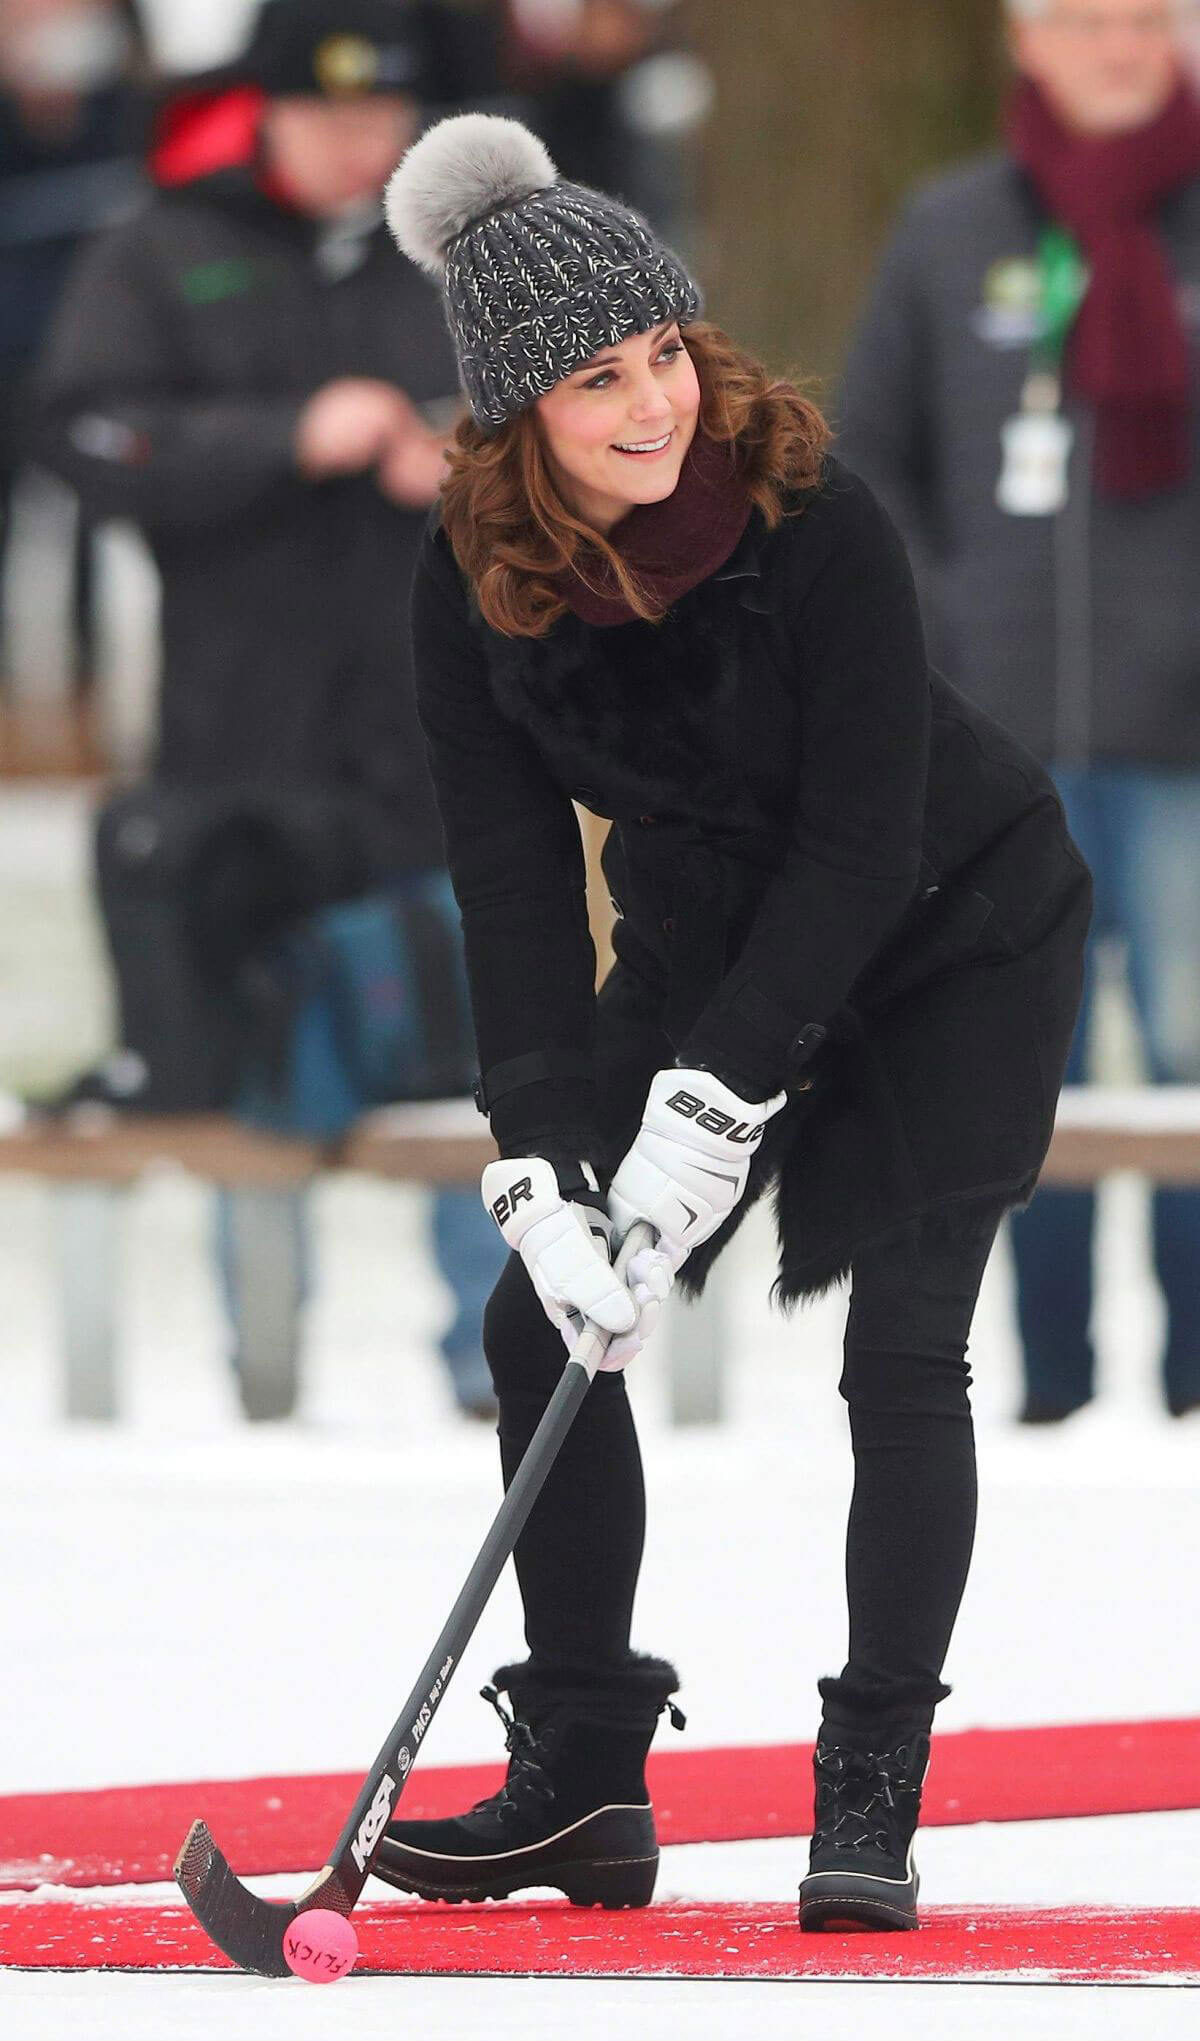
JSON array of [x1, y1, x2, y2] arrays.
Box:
[[175, 1819, 304, 1976], [176, 1818, 366, 1975], [175, 1221, 655, 1976]]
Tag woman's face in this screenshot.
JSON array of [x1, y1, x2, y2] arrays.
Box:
[[534, 321, 701, 534]]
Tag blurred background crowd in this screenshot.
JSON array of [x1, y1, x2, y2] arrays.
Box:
[[2, 0, 1198, 1431]]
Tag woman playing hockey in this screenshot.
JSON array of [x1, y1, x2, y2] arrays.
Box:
[[373, 114, 1090, 1931]]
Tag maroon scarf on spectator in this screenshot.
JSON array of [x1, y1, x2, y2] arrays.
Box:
[[1008, 75, 1200, 497], [556, 428, 752, 627]]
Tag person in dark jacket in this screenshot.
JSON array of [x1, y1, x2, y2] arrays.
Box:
[[837, 0, 1200, 1425], [367, 114, 1090, 1931], [33, 0, 507, 1419], [0, 0, 146, 692]]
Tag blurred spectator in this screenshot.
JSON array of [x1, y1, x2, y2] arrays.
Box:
[[838, 0, 1200, 1425], [0, 0, 146, 699], [448, 0, 705, 231], [501, 0, 668, 190], [33, 0, 506, 1420]]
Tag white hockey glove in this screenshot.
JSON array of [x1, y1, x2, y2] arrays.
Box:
[[481, 1155, 647, 1368], [608, 1067, 788, 1286]]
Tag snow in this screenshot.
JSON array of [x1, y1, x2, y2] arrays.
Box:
[[1, 1180, 1198, 2032], [1, 787, 1198, 2031], [4, 1971, 1199, 2041]]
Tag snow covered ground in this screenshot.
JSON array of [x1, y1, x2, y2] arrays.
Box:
[[1, 786, 1198, 2032], [6, 1969, 1195, 2041], [5, 1969, 1199, 2041], [1, 1170, 1199, 2036]]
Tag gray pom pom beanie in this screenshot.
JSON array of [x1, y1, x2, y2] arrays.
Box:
[[384, 112, 702, 430]]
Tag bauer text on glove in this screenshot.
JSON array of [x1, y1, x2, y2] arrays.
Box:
[[607, 1067, 788, 1276], [481, 1155, 637, 1354]]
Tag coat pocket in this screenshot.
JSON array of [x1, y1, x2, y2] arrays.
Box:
[[856, 875, 997, 1011]]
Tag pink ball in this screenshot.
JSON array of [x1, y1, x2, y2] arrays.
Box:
[[283, 1907, 359, 1985]]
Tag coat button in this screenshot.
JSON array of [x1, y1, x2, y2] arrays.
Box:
[[662, 915, 675, 935], [790, 1023, 828, 1067], [637, 814, 657, 826]]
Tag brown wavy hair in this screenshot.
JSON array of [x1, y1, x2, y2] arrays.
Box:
[[438, 321, 831, 638]]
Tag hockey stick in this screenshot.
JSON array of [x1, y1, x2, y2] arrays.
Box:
[[175, 1220, 656, 1977]]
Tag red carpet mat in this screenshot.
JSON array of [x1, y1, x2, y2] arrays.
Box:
[[3, 1717, 1198, 1893], [2, 1899, 1198, 1982]]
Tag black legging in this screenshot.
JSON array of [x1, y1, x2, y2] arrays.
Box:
[[819, 1197, 1001, 1738], [482, 1191, 1004, 1735]]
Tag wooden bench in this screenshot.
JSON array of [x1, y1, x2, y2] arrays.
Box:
[[0, 1098, 727, 1424], [3, 1086, 1199, 1427], [1035, 1086, 1200, 1185]]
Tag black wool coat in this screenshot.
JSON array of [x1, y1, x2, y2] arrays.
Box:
[[412, 458, 1092, 1302]]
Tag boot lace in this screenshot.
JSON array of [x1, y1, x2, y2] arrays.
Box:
[[811, 1743, 920, 1859], [480, 1685, 557, 1823], [478, 1686, 685, 1823]]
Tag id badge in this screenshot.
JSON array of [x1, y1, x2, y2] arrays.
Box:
[[996, 376, 1073, 517]]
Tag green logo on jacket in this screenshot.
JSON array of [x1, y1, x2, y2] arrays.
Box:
[[176, 256, 281, 306]]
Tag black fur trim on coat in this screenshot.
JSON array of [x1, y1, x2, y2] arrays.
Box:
[[478, 582, 763, 835]]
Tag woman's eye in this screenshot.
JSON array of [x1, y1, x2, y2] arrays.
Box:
[[583, 342, 680, 390]]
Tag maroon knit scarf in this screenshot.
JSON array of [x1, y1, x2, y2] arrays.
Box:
[[555, 428, 753, 627], [1008, 76, 1200, 498]]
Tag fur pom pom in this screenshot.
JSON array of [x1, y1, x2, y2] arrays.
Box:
[[385, 113, 558, 275]]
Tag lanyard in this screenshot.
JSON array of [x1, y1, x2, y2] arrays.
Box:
[[1032, 225, 1089, 381], [999, 227, 1087, 513]]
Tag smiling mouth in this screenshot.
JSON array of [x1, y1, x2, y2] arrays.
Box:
[[612, 432, 674, 457]]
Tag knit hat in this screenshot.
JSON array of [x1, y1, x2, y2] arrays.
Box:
[[384, 112, 703, 429]]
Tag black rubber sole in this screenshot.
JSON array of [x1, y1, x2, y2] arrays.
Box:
[[374, 1851, 659, 1910], [799, 1871, 919, 1933]]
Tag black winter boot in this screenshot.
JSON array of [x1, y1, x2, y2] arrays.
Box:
[[373, 1656, 683, 1909], [798, 1730, 930, 1931]]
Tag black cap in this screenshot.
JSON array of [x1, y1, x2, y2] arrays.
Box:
[[240, 0, 451, 101]]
